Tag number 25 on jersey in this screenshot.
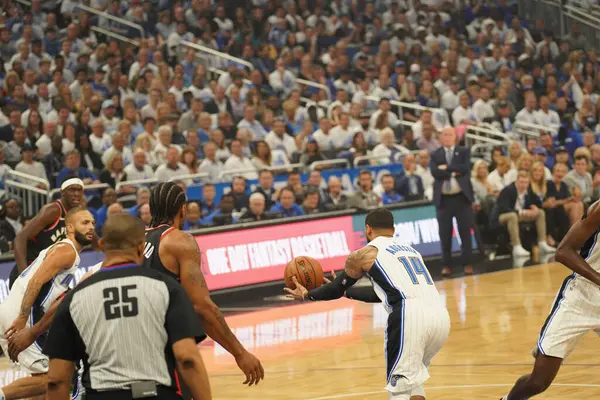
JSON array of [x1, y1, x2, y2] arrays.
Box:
[[398, 256, 433, 285]]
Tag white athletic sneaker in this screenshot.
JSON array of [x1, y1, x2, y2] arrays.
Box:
[[538, 242, 556, 254], [512, 244, 531, 258]]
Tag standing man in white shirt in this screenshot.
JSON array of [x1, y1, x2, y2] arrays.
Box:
[[237, 105, 267, 140], [328, 113, 356, 149], [535, 95, 561, 134], [441, 77, 460, 112], [223, 139, 258, 180], [155, 147, 190, 182], [369, 98, 400, 131], [473, 87, 496, 123], [102, 132, 134, 167], [312, 118, 337, 152], [515, 94, 539, 125], [124, 149, 154, 181], [452, 91, 478, 126], [35, 121, 57, 156], [268, 58, 296, 97], [198, 142, 223, 183], [89, 120, 112, 156], [265, 119, 298, 158], [488, 156, 514, 192]]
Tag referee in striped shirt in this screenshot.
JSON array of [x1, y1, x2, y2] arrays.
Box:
[[42, 214, 211, 400]]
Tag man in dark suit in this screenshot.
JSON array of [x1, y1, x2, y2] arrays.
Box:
[[253, 169, 276, 210], [323, 177, 349, 211], [203, 85, 233, 115], [395, 153, 425, 201], [496, 170, 556, 258], [431, 127, 475, 276], [0, 109, 21, 143]]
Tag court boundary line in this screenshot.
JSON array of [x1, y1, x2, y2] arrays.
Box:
[[306, 383, 600, 400], [206, 363, 600, 378]]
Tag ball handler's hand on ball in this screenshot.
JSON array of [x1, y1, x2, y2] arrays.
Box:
[[284, 276, 308, 300], [235, 350, 264, 386]]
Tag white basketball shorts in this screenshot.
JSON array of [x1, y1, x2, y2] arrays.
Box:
[[536, 273, 600, 359], [384, 299, 450, 394], [0, 300, 49, 374]]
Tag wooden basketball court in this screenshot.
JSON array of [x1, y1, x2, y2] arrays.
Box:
[[3, 262, 600, 399]]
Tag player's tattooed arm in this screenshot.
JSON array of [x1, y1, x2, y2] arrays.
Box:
[[556, 200, 600, 286], [344, 245, 378, 279], [8, 245, 75, 333]]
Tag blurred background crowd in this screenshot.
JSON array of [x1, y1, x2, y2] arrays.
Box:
[[0, 0, 599, 260]]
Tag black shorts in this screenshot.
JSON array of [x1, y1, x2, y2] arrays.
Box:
[[86, 386, 182, 400]]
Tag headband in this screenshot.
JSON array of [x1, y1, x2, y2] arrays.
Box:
[[61, 178, 84, 191]]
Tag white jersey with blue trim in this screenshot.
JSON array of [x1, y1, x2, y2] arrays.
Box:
[[3, 239, 80, 325], [366, 236, 442, 313]]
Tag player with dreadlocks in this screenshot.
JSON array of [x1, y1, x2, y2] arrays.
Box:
[[143, 182, 264, 394]]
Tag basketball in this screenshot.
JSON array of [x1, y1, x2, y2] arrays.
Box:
[[284, 256, 324, 290]]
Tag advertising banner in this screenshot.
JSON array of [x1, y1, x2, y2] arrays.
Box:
[[198, 216, 362, 291], [186, 163, 405, 202]]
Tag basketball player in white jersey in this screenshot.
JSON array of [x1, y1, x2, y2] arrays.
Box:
[[286, 208, 450, 400], [502, 200, 600, 399], [0, 207, 95, 400]]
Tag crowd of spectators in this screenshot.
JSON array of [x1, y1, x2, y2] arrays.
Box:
[[0, 0, 599, 257]]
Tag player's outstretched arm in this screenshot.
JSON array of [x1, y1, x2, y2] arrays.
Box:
[[556, 201, 600, 286], [285, 246, 378, 301], [170, 231, 264, 386], [6, 244, 76, 335], [13, 203, 61, 273]]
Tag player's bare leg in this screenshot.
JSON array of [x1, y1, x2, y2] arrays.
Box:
[[501, 354, 562, 399], [0, 374, 47, 400]]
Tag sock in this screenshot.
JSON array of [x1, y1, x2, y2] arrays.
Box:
[[0, 388, 6, 400]]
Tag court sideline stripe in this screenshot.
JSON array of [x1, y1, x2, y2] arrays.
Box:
[[306, 383, 600, 400], [208, 363, 600, 378]]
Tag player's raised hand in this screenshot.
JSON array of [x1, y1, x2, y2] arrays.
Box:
[[6, 327, 36, 362], [284, 276, 308, 300], [235, 350, 264, 386]]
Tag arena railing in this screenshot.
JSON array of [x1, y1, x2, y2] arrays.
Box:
[[75, 4, 145, 38], [167, 173, 210, 184], [268, 163, 305, 174], [296, 79, 333, 101], [5, 170, 50, 217], [353, 155, 391, 167], [514, 121, 557, 146], [91, 26, 141, 47], [180, 41, 254, 72], [309, 159, 351, 171], [218, 168, 260, 181]]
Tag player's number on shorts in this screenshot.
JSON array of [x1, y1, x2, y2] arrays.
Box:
[[398, 256, 433, 285], [103, 285, 139, 320]]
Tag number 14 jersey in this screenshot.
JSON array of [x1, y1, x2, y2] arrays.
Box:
[[367, 236, 442, 312]]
